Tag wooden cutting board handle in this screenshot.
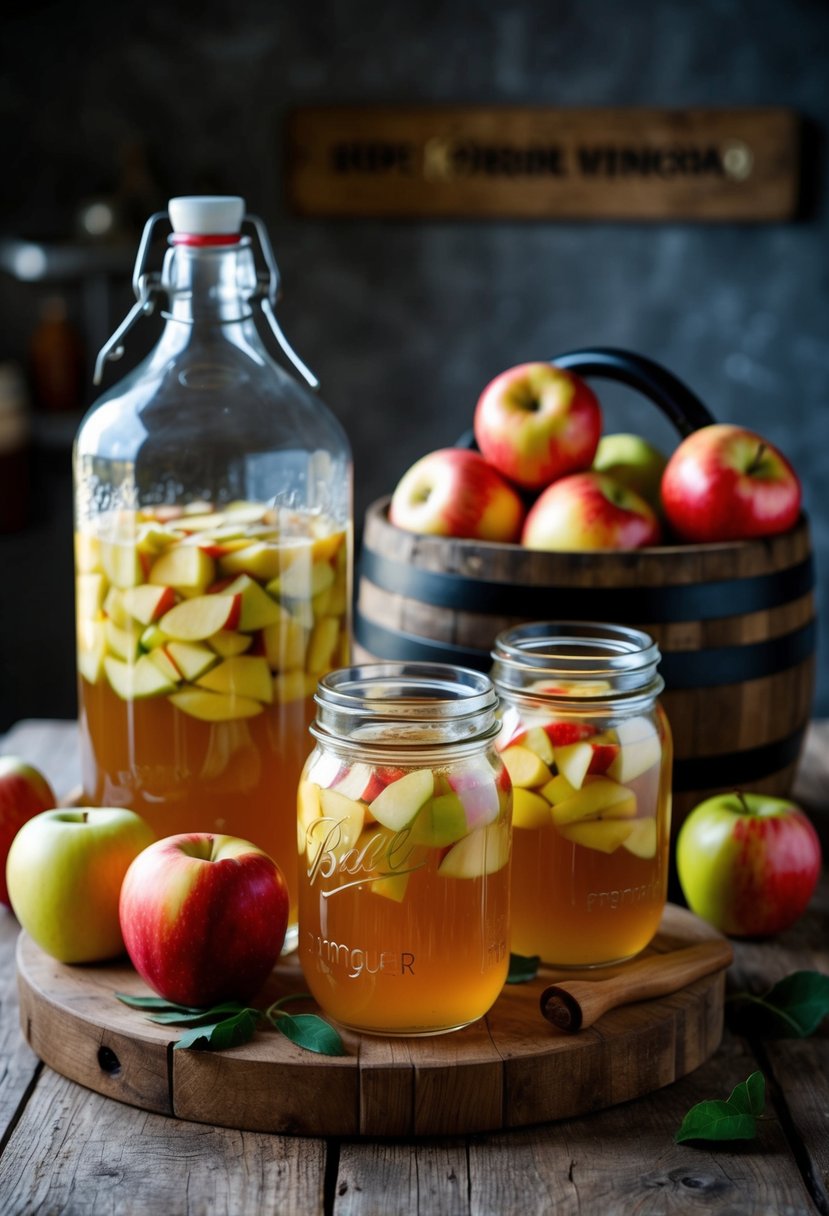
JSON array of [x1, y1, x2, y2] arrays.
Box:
[[540, 938, 734, 1033]]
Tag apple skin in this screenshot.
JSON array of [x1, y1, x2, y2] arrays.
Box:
[[6, 807, 155, 962], [389, 447, 525, 542], [522, 471, 662, 552], [676, 792, 821, 937], [661, 423, 801, 542], [473, 362, 602, 491], [119, 833, 289, 1007], [592, 432, 667, 512], [0, 756, 56, 907]]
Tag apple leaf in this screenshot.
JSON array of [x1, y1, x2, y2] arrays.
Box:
[[507, 953, 541, 984], [173, 1008, 261, 1052], [273, 1012, 346, 1056], [728, 971, 829, 1039], [115, 993, 205, 1014], [675, 1071, 765, 1144]]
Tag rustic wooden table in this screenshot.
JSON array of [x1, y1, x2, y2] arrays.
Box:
[[0, 718, 826, 1216]]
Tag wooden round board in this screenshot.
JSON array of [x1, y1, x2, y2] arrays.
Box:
[[16, 904, 728, 1138]]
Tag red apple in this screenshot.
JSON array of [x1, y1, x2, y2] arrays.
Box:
[[0, 757, 56, 907], [389, 447, 525, 542], [676, 791, 821, 937], [522, 471, 662, 551], [474, 362, 602, 491], [661, 423, 801, 542], [119, 832, 289, 1007]]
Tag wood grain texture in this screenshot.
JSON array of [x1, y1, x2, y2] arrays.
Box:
[[15, 906, 727, 1139], [287, 106, 801, 221]]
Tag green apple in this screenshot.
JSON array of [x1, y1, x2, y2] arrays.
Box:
[[676, 791, 822, 937], [6, 807, 155, 962], [592, 432, 668, 511]]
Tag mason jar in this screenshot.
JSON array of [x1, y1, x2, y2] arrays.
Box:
[[491, 622, 672, 968], [298, 662, 511, 1035]]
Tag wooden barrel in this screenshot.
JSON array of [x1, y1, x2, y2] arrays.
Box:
[[354, 350, 816, 827]]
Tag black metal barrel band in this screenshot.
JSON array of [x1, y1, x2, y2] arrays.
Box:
[[354, 610, 816, 691], [358, 549, 814, 625]]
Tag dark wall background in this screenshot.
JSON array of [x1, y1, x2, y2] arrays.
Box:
[[1, 0, 827, 729]]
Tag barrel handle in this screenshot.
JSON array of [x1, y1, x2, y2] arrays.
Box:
[[550, 347, 716, 437]]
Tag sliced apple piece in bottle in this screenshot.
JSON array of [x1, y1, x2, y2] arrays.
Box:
[[550, 777, 637, 827], [160, 594, 241, 641], [557, 818, 635, 853], [104, 654, 177, 700], [273, 670, 312, 703], [140, 624, 169, 651], [76, 572, 107, 623], [218, 542, 282, 582], [169, 687, 264, 721], [100, 540, 144, 589], [75, 532, 102, 574], [512, 787, 552, 830], [623, 817, 658, 859], [104, 618, 143, 662], [77, 619, 107, 684], [608, 717, 662, 783], [306, 616, 341, 674], [208, 630, 253, 658], [147, 647, 182, 685], [262, 610, 307, 671], [149, 546, 215, 595], [223, 574, 283, 631], [165, 641, 218, 682], [554, 742, 594, 790], [197, 656, 274, 704], [103, 586, 132, 628], [501, 744, 552, 790], [121, 583, 176, 626], [438, 821, 510, 878], [540, 773, 577, 805], [370, 769, 434, 832]]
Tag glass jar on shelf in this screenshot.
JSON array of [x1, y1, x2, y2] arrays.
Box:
[[490, 621, 672, 968], [73, 196, 352, 949]]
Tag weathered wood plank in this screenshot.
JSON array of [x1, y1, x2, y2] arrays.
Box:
[[334, 1139, 469, 1216], [468, 1031, 816, 1216], [0, 1067, 328, 1216], [0, 913, 40, 1144]]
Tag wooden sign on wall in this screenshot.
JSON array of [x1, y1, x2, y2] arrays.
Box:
[[286, 107, 800, 221]]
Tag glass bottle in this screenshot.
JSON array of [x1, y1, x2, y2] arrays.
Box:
[[298, 662, 511, 1035], [73, 196, 352, 949], [490, 622, 672, 968]]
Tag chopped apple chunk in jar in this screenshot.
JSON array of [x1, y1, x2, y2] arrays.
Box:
[[495, 701, 671, 966], [76, 501, 351, 934]]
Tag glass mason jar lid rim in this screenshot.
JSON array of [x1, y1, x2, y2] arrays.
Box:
[[315, 661, 498, 720], [491, 621, 661, 679]]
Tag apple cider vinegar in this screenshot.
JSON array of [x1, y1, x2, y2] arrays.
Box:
[[73, 197, 352, 949], [491, 623, 672, 967], [297, 665, 512, 1035], [76, 509, 350, 933]]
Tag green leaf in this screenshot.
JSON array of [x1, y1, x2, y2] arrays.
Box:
[[115, 992, 204, 1014], [149, 1002, 253, 1028], [731, 971, 829, 1039], [507, 953, 540, 984], [675, 1071, 765, 1144], [173, 1008, 260, 1052], [273, 1012, 347, 1056]]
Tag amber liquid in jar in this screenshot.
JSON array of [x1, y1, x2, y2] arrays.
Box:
[[492, 623, 672, 968], [298, 664, 511, 1035], [77, 500, 350, 933]]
